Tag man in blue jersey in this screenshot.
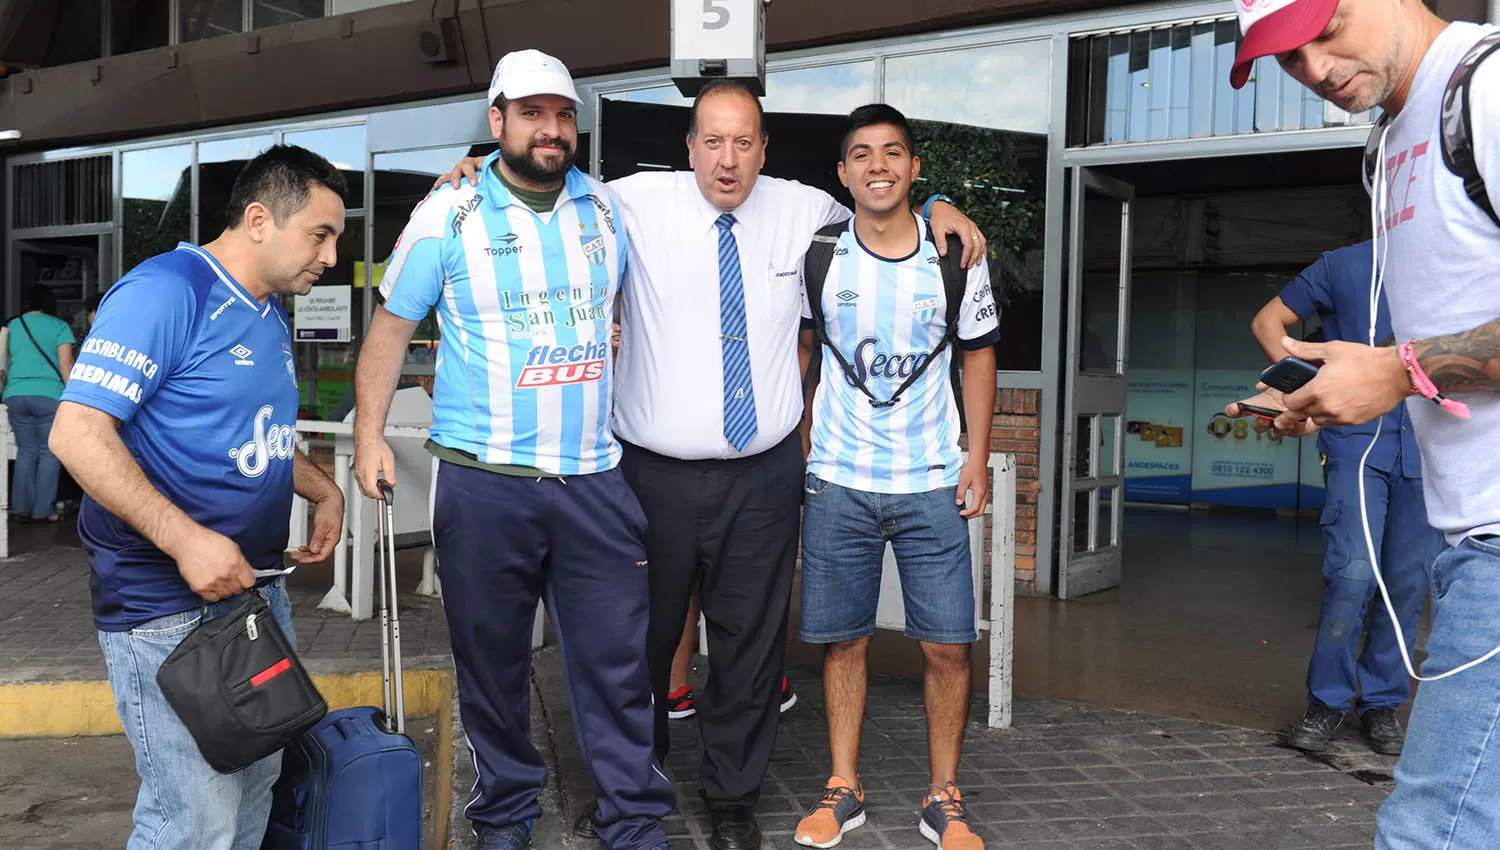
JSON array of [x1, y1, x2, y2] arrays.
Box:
[[352, 50, 674, 850], [48, 145, 349, 850], [1237, 243, 1442, 756], [792, 105, 998, 850]]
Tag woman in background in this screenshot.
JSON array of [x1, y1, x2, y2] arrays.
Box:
[[1, 287, 76, 522]]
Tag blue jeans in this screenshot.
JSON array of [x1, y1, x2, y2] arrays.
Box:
[[97, 581, 293, 850], [1377, 537, 1500, 847], [799, 475, 977, 645], [1309, 461, 1443, 713], [7, 395, 61, 518]]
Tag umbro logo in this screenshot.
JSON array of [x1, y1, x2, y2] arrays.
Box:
[[230, 344, 254, 366], [493, 233, 519, 244], [837, 290, 858, 306]]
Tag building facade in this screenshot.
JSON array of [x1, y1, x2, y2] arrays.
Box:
[[2, 0, 1491, 597]]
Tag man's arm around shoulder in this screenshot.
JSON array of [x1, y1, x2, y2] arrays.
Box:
[[50, 402, 255, 602]]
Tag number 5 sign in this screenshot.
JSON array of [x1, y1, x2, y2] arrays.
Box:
[[671, 0, 768, 97]]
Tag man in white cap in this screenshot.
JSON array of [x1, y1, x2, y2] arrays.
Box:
[[1222, 1, 1500, 845], [353, 50, 674, 850]]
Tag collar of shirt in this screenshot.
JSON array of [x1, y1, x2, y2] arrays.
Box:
[[478, 151, 595, 214], [690, 173, 767, 235]]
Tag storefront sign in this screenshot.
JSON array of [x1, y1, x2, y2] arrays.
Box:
[[294, 285, 352, 343], [1123, 369, 1194, 502], [1190, 370, 1301, 508]]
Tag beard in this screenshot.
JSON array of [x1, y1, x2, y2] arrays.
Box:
[[500, 136, 576, 186]]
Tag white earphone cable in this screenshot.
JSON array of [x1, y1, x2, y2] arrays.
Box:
[[1357, 123, 1500, 682]]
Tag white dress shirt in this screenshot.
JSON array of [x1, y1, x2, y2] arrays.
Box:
[[610, 171, 848, 460]]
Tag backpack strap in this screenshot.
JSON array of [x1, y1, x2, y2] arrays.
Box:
[[1441, 30, 1500, 230], [802, 220, 971, 412], [934, 229, 969, 433]]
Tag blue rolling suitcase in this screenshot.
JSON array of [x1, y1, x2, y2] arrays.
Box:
[[263, 481, 424, 849]]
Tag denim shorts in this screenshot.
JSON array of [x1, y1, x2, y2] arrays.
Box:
[[799, 474, 977, 645]]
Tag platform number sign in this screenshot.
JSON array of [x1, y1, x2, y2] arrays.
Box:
[[703, 0, 730, 28], [672, 0, 768, 96]]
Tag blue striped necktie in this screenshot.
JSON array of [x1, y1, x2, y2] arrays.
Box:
[[716, 213, 758, 452]]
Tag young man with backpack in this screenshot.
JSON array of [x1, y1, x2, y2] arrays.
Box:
[[1222, 0, 1500, 845], [793, 104, 998, 850]]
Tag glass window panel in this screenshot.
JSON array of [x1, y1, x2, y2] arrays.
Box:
[[254, 0, 326, 28], [1303, 87, 1325, 129], [1254, 56, 1282, 133], [1146, 27, 1172, 141], [1100, 415, 1120, 477], [1168, 26, 1192, 139], [284, 125, 367, 208], [1098, 485, 1118, 548], [180, 0, 245, 42], [45, 0, 103, 66], [1075, 415, 1095, 479], [1126, 31, 1151, 142], [887, 43, 1049, 133], [1281, 61, 1307, 130], [1069, 18, 1378, 147], [110, 0, 170, 55], [1079, 188, 1123, 374], [197, 135, 275, 240], [1212, 23, 1237, 136], [1189, 23, 1215, 138], [1073, 490, 1092, 553], [763, 62, 874, 116], [292, 216, 363, 420], [122, 145, 192, 275], [885, 41, 1050, 372]]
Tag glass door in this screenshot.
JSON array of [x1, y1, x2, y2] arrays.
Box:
[[1059, 167, 1133, 599]]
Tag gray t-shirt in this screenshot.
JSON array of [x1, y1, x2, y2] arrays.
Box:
[[1375, 21, 1500, 544]]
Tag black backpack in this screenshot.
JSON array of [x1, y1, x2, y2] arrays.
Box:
[[802, 220, 971, 431], [1367, 29, 1500, 228]]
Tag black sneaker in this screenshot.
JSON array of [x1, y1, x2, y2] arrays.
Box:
[[1361, 707, 1405, 755], [1286, 704, 1345, 752]]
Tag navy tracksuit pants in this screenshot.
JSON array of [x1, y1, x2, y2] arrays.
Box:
[[432, 461, 673, 850]]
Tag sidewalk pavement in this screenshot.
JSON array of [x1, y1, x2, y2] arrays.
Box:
[[529, 648, 1394, 850], [1, 538, 1398, 849]]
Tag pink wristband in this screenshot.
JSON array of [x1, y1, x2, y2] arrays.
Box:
[[1400, 341, 1472, 420]]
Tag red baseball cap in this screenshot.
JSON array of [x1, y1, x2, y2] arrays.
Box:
[[1230, 0, 1340, 89]]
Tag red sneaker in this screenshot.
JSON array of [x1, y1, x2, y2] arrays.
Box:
[[780, 675, 798, 713], [667, 685, 696, 719]]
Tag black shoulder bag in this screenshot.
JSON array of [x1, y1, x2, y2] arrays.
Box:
[[156, 593, 327, 774]]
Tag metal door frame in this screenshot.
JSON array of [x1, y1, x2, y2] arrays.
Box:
[[1058, 166, 1133, 599]]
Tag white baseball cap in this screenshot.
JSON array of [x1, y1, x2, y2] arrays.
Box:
[[1229, 0, 1339, 89], [486, 49, 581, 107]]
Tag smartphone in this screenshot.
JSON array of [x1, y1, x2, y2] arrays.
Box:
[[1236, 403, 1284, 421], [1259, 356, 1320, 395]]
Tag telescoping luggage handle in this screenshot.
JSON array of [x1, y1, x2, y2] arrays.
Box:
[[375, 478, 406, 735]]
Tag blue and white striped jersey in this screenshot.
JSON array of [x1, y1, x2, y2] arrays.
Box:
[[803, 215, 1000, 494], [380, 154, 626, 475]]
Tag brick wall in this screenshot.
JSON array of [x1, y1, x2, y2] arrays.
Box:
[[962, 388, 1044, 597]]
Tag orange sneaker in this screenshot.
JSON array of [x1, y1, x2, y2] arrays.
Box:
[[920, 783, 984, 850], [793, 775, 865, 848]]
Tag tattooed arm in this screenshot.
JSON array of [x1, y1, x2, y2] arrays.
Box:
[[1411, 319, 1500, 392]]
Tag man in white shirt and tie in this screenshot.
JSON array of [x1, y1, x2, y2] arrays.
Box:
[[441, 79, 985, 850]]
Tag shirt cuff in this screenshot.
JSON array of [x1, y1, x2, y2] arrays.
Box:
[[958, 328, 1001, 351]]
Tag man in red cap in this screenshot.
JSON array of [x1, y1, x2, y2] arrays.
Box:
[[1224, 1, 1500, 846]]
